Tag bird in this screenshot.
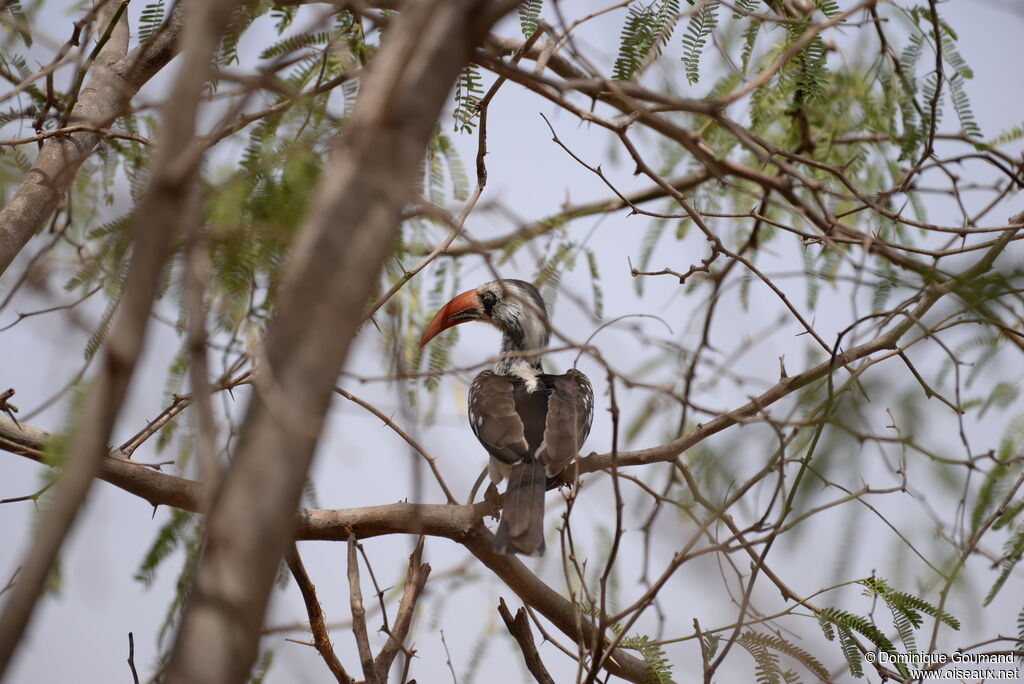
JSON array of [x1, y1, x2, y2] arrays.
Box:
[[419, 279, 593, 555]]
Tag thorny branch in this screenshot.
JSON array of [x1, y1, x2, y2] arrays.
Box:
[[2, 1, 1024, 683], [285, 544, 353, 683]]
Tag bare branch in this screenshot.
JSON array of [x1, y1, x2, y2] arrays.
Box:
[[0, 4, 183, 276], [497, 598, 556, 684], [163, 3, 518, 682], [374, 537, 430, 676], [0, 0, 234, 673], [127, 633, 140, 684], [285, 544, 353, 683], [347, 534, 379, 684]]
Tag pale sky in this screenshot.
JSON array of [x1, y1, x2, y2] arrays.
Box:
[[2, 1, 1022, 682]]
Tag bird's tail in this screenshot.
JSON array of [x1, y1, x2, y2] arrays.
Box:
[[494, 459, 547, 555]]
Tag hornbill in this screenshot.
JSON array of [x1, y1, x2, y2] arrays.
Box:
[[419, 279, 593, 555]]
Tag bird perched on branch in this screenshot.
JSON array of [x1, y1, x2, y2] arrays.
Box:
[[419, 279, 593, 555]]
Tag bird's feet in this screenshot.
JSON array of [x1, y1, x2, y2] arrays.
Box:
[[484, 482, 501, 519]]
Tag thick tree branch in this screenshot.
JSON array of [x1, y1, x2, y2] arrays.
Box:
[[0, 0, 234, 674], [0, 4, 184, 277], [162, 2, 517, 683], [0, 221, 1015, 683]]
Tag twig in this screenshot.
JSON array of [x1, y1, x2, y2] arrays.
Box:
[[0, 125, 151, 147], [0, 389, 19, 427], [117, 371, 251, 457], [497, 598, 555, 684], [59, 1, 129, 127], [263, 558, 471, 636], [0, 568, 19, 599], [285, 544, 353, 683], [127, 632, 140, 684], [348, 534, 380, 684], [335, 387, 457, 504], [374, 536, 431, 676], [0, 481, 54, 506], [439, 630, 459, 684], [0, 285, 103, 333]]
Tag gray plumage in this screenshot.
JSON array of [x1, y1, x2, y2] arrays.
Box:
[[420, 278, 595, 555]]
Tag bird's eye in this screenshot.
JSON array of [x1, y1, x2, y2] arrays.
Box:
[[481, 291, 497, 315]]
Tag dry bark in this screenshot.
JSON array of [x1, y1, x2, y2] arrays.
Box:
[[0, 4, 184, 276], [162, 2, 518, 682], [0, 0, 243, 676]]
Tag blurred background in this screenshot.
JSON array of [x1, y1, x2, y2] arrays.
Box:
[[1, 1, 1023, 681]]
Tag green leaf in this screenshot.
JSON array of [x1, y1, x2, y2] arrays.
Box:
[[134, 509, 196, 587], [519, 0, 542, 37], [453, 64, 484, 133], [137, 0, 165, 43], [613, 0, 681, 81], [620, 634, 673, 683], [259, 30, 333, 61], [682, 0, 719, 85]]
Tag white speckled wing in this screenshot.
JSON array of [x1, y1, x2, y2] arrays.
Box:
[[539, 369, 593, 476], [467, 370, 530, 469]]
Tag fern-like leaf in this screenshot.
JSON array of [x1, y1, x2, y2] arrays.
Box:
[[436, 133, 470, 201], [681, 0, 719, 85], [1017, 605, 1024, 666], [949, 73, 983, 143], [586, 248, 604, 319], [817, 612, 863, 677], [137, 0, 165, 42], [519, 0, 542, 37], [134, 509, 195, 587], [989, 123, 1024, 147], [620, 634, 673, 683], [737, 631, 784, 684], [984, 526, 1024, 606], [259, 30, 333, 61], [739, 18, 760, 74], [2, 2, 32, 48], [613, 0, 681, 82], [742, 631, 829, 681], [732, 0, 760, 19], [85, 294, 121, 361], [634, 213, 672, 295], [218, 0, 270, 67], [818, 606, 899, 673], [453, 64, 484, 133], [250, 649, 275, 684], [815, 0, 839, 16]]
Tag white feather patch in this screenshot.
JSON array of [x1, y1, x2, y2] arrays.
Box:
[[512, 365, 541, 393]]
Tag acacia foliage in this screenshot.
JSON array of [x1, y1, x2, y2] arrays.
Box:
[[1, 1, 1023, 682]]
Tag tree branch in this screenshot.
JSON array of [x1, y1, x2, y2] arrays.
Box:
[[347, 534, 380, 684], [0, 3, 183, 276], [0, 222, 1015, 683], [0, 0, 230, 674], [497, 598, 556, 684], [162, 2, 517, 682], [374, 537, 431, 677], [285, 544, 353, 683]]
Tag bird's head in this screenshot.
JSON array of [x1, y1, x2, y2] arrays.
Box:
[[419, 279, 550, 363]]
